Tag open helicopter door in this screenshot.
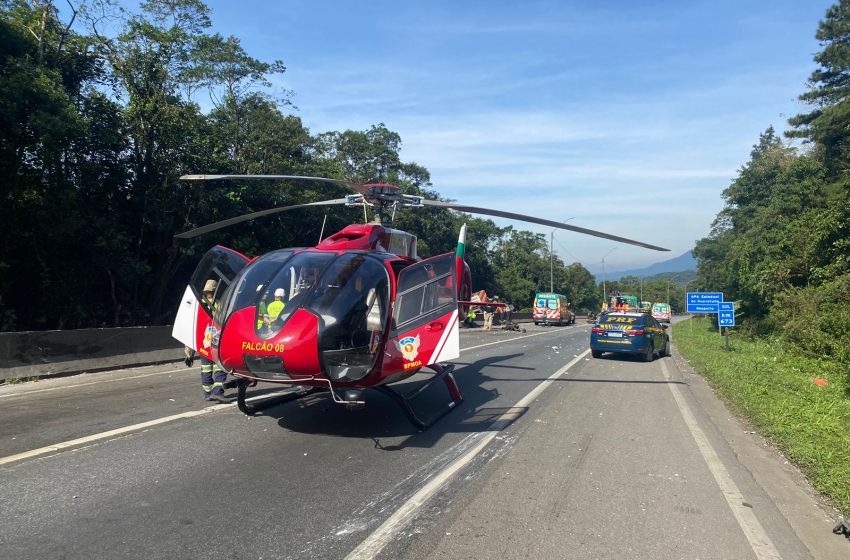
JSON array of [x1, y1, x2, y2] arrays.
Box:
[[387, 252, 459, 370], [172, 245, 250, 359], [381, 251, 461, 430]]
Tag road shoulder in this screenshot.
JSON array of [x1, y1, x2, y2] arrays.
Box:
[[669, 346, 847, 559]]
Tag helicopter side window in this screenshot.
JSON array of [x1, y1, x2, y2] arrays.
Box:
[[395, 254, 454, 328], [256, 252, 334, 340]]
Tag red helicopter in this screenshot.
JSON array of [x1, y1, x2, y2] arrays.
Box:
[[172, 175, 668, 430]]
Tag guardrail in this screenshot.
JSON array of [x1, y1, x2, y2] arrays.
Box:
[[0, 313, 592, 383], [0, 326, 183, 383]]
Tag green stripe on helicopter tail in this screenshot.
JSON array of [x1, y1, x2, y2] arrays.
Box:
[[456, 224, 467, 258]]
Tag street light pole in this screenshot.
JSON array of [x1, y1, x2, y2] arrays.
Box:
[[549, 217, 574, 294], [601, 247, 616, 307], [550, 231, 554, 293]]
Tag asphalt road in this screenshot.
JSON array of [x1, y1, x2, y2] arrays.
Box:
[[0, 322, 845, 559]]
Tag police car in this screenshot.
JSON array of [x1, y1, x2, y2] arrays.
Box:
[[590, 311, 670, 361]]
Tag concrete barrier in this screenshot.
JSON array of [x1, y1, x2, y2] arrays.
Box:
[[0, 326, 183, 383], [0, 313, 590, 383]]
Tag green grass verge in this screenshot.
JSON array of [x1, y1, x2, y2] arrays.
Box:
[[673, 317, 850, 515]]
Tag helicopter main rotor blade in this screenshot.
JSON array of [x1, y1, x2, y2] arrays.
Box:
[[421, 200, 669, 252], [174, 198, 351, 239], [179, 174, 370, 196]]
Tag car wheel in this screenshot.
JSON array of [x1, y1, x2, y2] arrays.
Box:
[[643, 343, 654, 362], [591, 350, 602, 358], [662, 337, 671, 357]]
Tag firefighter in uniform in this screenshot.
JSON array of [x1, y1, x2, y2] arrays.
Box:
[[200, 279, 230, 404], [262, 288, 286, 330]]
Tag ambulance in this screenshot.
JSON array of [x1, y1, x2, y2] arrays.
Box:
[[532, 292, 576, 326], [651, 302, 671, 323]]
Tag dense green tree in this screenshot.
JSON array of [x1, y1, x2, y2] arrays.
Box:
[[562, 263, 598, 313], [490, 231, 549, 309], [0, 0, 105, 328], [788, 0, 850, 171]]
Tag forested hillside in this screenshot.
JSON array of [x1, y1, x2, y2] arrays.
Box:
[[693, 0, 850, 367], [0, 0, 605, 331]]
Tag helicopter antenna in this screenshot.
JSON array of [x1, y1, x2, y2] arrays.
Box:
[[319, 214, 327, 243]]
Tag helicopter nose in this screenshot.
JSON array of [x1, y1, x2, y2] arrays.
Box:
[[220, 307, 324, 379]]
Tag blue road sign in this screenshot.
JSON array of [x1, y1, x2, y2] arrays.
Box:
[[687, 292, 723, 313], [718, 302, 735, 327]]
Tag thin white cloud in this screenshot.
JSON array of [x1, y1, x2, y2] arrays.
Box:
[[217, 0, 831, 270]]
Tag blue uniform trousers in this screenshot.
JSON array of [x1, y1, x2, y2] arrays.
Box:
[[200, 356, 227, 398]]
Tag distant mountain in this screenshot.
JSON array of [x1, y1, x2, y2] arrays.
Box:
[[598, 250, 696, 281]]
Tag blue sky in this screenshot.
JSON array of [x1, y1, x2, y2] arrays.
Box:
[[199, 0, 832, 273]]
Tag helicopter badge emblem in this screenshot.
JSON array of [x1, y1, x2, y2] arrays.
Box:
[[396, 334, 421, 361], [202, 324, 217, 349]]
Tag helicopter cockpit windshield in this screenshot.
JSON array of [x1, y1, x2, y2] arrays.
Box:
[[215, 249, 391, 381], [305, 253, 390, 381], [215, 249, 295, 329], [255, 252, 335, 339]]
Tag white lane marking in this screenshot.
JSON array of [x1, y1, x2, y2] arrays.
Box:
[[0, 367, 188, 399], [461, 326, 585, 354], [345, 349, 590, 560], [0, 390, 292, 466], [0, 327, 583, 466], [660, 359, 782, 560]]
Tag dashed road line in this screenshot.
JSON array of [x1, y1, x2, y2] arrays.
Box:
[[345, 349, 590, 560]]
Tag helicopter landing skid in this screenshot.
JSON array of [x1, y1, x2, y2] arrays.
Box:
[[236, 378, 325, 416], [376, 363, 463, 431]]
